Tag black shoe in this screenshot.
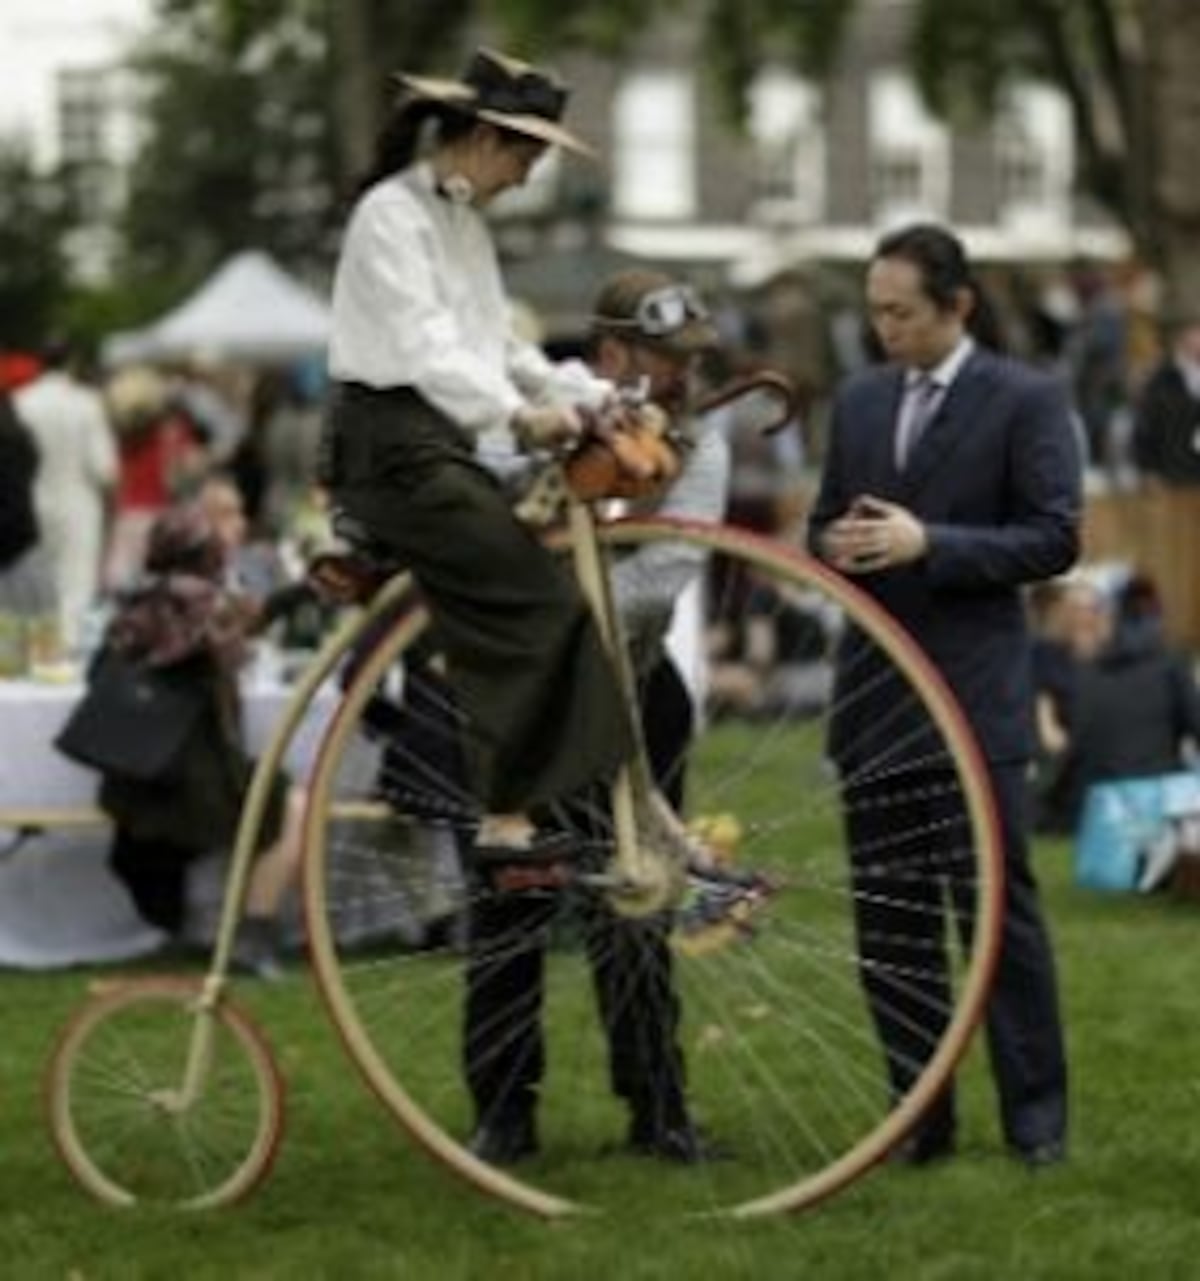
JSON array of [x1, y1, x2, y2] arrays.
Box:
[[1013, 1139, 1066, 1169], [887, 1130, 956, 1167], [627, 1116, 731, 1164], [467, 1114, 539, 1165]]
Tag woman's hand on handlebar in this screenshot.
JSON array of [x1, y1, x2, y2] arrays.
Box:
[[586, 395, 644, 443], [511, 403, 585, 451]]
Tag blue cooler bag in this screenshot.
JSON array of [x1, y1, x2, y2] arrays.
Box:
[[1074, 771, 1200, 891]]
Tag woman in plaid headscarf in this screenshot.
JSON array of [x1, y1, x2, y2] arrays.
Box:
[[97, 500, 304, 978]]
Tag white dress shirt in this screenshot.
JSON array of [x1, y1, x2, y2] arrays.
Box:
[[329, 163, 609, 439]]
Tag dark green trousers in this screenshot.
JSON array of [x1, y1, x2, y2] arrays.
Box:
[[328, 382, 633, 814]]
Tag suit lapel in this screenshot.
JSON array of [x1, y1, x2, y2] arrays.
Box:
[[899, 349, 995, 495], [874, 368, 907, 491]]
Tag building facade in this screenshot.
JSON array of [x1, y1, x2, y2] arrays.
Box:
[[0, 0, 148, 281], [492, 1, 1127, 303]]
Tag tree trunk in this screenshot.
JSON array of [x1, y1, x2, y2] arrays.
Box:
[[327, 0, 380, 192], [1143, 0, 1200, 323]]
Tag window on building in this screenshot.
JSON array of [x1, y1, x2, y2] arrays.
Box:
[[612, 71, 695, 220], [995, 84, 1073, 231], [57, 67, 112, 224], [868, 71, 950, 225], [58, 68, 107, 166], [749, 69, 825, 223]]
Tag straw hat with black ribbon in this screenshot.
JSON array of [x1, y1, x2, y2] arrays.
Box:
[[393, 47, 594, 159]]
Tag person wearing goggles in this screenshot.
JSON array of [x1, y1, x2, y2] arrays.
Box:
[[594, 283, 711, 342], [465, 270, 734, 1166]]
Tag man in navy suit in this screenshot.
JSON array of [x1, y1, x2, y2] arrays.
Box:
[[809, 223, 1079, 1167]]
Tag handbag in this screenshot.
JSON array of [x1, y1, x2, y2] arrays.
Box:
[[54, 649, 205, 781]]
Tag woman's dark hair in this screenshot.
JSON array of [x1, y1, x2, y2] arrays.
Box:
[[354, 99, 478, 197], [873, 221, 1008, 352]]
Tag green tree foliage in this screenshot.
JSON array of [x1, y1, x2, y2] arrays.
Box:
[[907, 0, 1150, 245], [689, 0, 1199, 315], [0, 146, 72, 348], [693, 2, 1182, 271], [120, 0, 476, 298], [486, 0, 670, 55], [114, 0, 1200, 320], [119, 1, 338, 307]]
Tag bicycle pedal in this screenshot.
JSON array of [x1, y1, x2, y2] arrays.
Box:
[[489, 860, 573, 894]]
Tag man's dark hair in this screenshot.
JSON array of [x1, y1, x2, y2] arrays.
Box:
[[872, 222, 1007, 351], [873, 223, 971, 311]]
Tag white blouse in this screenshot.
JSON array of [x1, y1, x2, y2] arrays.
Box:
[[329, 163, 608, 437]]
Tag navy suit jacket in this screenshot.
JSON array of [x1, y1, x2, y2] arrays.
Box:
[[809, 347, 1082, 765]]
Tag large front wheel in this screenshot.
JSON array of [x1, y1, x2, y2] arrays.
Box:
[[302, 518, 1003, 1219]]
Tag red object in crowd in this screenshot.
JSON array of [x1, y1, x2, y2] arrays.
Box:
[[116, 414, 204, 512], [0, 352, 43, 392]]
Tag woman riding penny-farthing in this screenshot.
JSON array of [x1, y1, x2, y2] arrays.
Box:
[[46, 47, 1001, 1219]]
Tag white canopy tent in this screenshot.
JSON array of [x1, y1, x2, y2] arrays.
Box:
[[105, 250, 331, 365]]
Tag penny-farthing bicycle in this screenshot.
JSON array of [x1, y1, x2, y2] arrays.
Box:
[[46, 376, 1002, 1218]]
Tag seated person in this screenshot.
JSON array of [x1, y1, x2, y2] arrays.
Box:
[[1057, 577, 1200, 828], [461, 269, 732, 1166], [94, 502, 306, 978]]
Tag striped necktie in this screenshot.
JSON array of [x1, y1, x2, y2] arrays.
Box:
[[896, 373, 941, 471]]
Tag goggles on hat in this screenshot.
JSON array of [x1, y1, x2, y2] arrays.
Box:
[[594, 284, 710, 339]]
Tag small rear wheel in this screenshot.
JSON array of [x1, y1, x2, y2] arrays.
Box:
[[46, 978, 285, 1208]]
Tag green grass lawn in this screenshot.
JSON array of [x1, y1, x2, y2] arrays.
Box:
[[4, 842, 1200, 1280]]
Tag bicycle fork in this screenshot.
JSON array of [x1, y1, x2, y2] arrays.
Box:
[[566, 498, 682, 916]]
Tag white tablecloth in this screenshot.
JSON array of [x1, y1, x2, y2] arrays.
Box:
[[0, 672, 340, 969], [0, 673, 336, 813]]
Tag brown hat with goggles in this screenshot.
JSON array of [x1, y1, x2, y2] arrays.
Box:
[[591, 269, 720, 358]]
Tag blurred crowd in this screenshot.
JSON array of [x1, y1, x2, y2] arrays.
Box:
[[0, 255, 1197, 963], [0, 340, 329, 675], [3, 252, 1199, 706], [723, 256, 1200, 491]]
